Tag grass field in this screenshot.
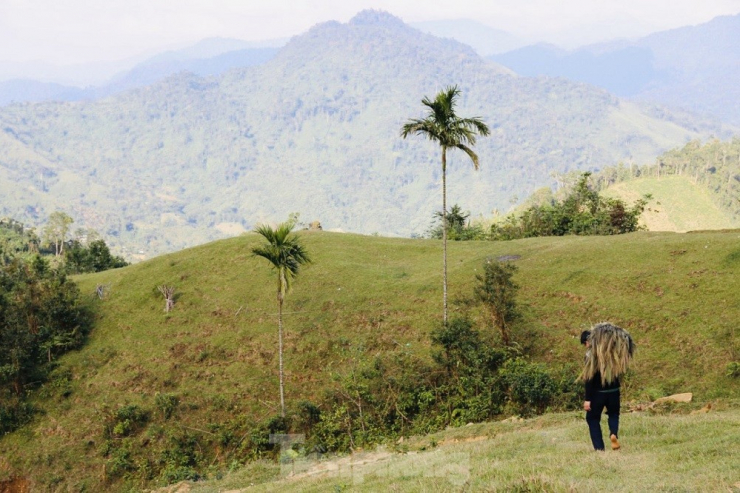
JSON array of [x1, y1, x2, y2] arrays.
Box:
[[602, 175, 740, 232], [1, 230, 738, 491], [176, 407, 740, 492]]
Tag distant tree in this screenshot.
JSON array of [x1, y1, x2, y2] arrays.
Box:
[[252, 221, 311, 417], [429, 204, 485, 241], [0, 218, 40, 258], [65, 239, 128, 274], [474, 259, 519, 346], [401, 85, 490, 324], [438, 204, 469, 234], [43, 211, 74, 256]]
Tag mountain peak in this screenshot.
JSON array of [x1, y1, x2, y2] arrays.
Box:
[[349, 10, 405, 28]]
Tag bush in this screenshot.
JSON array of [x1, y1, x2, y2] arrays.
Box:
[[64, 239, 128, 274], [431, 317, 508, 425], [500, 359, 556, 416], [490, 173, 648, 240], [0, 255, 93, 433], [104, 404, 149, 438], [154, 393, 179, 420], [0, 398, 36, 435]]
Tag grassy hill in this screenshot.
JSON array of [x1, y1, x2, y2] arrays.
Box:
[[603, 176, 740, 232], [0, 230, 738, 491], [0, 11, 733, 259]]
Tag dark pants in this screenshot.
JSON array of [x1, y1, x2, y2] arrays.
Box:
[[586, 389, 620, 451]]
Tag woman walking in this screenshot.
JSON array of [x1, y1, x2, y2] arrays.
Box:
[[581, 323, 634, 451]]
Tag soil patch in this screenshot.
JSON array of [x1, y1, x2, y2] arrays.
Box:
[[0, 478, 30, 493]]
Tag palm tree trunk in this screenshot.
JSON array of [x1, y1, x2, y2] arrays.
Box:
[[442, 146, 448, 325], [278, 293, 286, 418]]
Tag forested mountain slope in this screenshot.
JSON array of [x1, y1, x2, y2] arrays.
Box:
[[0, 10, 730, 257]]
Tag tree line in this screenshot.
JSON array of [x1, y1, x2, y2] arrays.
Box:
[[1, 212, 128, 274], [589, 138, 740, 221]]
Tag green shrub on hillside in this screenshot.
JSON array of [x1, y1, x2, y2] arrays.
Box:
[[500, 358, 557, 416], [0, 217, 40, 260], [0, 255, 92, 433], [491, 173, 648, 240], [64, 239, 128, 274], [474, 259, 520, 345], [427, 205, 487, 241]]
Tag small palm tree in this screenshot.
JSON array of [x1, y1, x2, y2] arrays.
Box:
[[252, 221, 311, 417], [401, 85, 489, 324]]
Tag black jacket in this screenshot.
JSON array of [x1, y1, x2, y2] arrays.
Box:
[[584, 372, 620, 401]]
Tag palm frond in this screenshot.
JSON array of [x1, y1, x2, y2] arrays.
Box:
[[401, 86, 489, 167], [252, 222, 312, 294], [454, 144, 480, 170]]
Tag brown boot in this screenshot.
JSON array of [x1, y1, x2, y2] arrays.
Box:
[[610, 434, 621, 450]]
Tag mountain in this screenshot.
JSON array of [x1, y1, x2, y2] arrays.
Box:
[[0, 57, 149, 87], [410, 19, 526, 55], [0, 10, 732, 257], [79, 47, 281, 101], [490, 14, 740, 125], [490, 43, 658, 96], [0, 78, 83, 105], [0, 39, 284, 107]]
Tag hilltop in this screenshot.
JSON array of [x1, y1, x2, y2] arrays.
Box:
[[0, 10, 732, 258], [0, 230, 737, 490]]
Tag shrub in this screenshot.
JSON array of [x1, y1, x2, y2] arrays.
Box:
[[490, 173, 648, 240], [154, 393, 179, 420], [500, 359, 556, 416], [104, 404, 149, 438]]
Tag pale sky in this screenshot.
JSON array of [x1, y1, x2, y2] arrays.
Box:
[[1, 0, 739, 64]]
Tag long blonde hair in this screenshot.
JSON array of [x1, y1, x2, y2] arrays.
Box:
[[581, 322, 634, 385]]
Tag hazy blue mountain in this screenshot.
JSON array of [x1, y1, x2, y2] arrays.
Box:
[[0, 56, 156, 87], [82, 47, 280, 100], [490, 43, 660, 96], [490, 14, 740, 125], [0, 79, 84, 105], [410, 19, 526, 55], [0, 10, 731, 257], [159, 36, 287, 60], [0, 38, 284, 105]]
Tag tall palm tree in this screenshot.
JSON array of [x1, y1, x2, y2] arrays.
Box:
[[252, 221, 311, 417], [401, 85, 490, 324]]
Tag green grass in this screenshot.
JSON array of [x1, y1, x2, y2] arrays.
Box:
[[602, 176, 740, 232], [1, 230, 738, 491], [186, 407, 740, 492]]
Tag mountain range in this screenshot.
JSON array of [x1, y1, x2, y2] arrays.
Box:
[[3, 13, 739, 130], [0, 38, 285, 106], [490, 14, 740, 125], [0, 10, 734, 258]]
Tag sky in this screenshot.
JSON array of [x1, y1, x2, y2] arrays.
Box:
[[1, 0, 739, 65]]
